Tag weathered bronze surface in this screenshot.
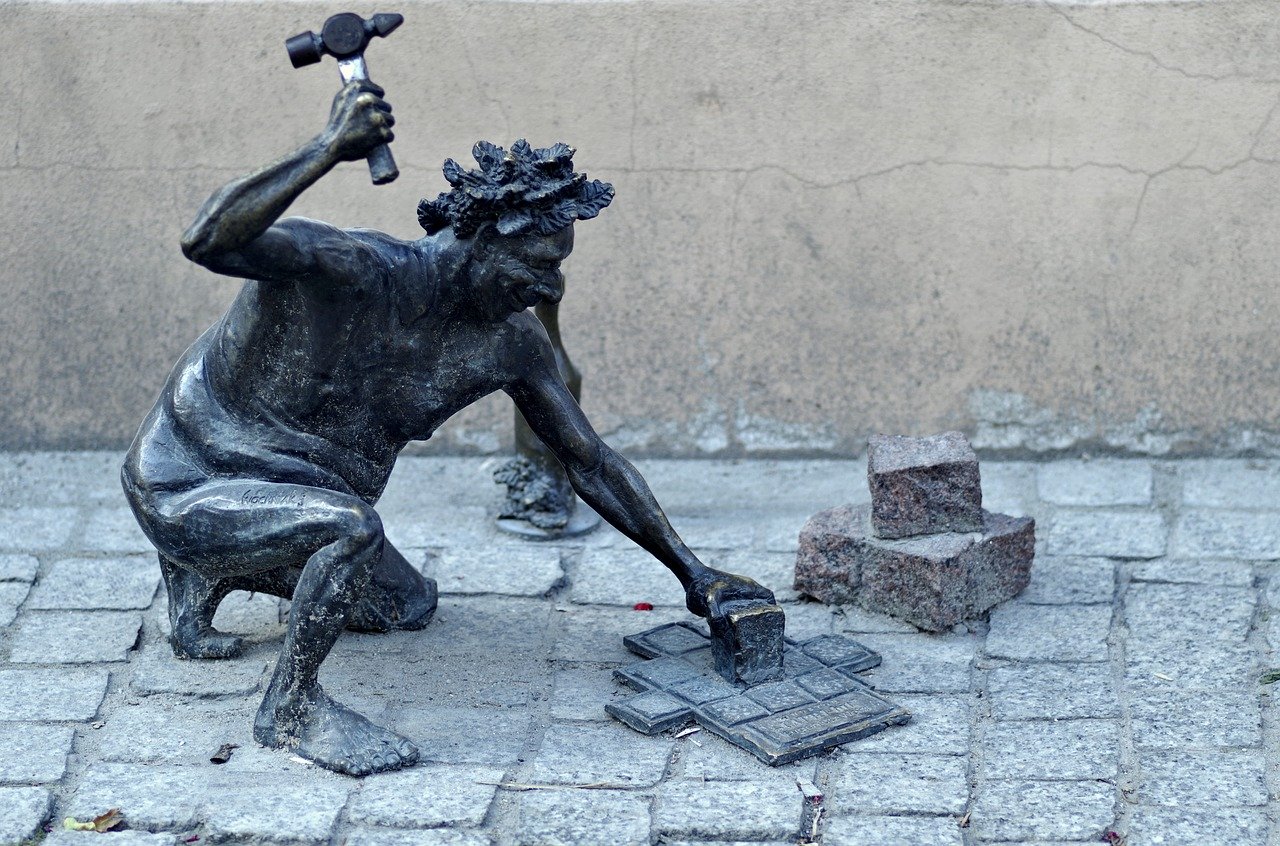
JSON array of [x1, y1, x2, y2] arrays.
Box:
[[494, 306, 602, 538], [609, 623, 910, 765], [121, 20, 781, 777]]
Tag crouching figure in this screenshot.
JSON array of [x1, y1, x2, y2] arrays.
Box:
[[122, 81, 774, 776]]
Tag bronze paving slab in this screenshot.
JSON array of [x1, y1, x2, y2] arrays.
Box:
[[607, 622, 911, 764]]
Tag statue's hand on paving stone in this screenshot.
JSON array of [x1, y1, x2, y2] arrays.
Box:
[[121, 82, 775, 776]]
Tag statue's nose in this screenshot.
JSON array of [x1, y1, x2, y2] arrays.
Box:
[[535, 270, 564, 304]]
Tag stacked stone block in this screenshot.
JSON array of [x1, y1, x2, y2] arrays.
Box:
[[794, 432, 1034, 631]]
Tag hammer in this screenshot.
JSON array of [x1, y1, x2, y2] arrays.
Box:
[[286, 12, 404, 185]]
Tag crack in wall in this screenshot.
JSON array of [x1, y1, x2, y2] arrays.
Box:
[[1047, 3, 1280, 85]]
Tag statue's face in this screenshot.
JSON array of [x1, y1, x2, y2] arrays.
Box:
[[470, 225, 574, 318]]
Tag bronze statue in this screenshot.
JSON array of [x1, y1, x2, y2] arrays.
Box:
[[121, 78, 777, 776]]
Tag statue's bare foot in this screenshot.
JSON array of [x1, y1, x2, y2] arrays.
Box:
[[171, 624, 244, 660], [254, 688, 419, 777]]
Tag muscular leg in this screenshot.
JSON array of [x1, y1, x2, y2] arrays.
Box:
[[348, 541, 438, 632], [165, 539, 435, 653], [150, 480, 418, 776]]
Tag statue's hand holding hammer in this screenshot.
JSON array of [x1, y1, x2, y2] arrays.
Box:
[[322, 81, 395, 164]]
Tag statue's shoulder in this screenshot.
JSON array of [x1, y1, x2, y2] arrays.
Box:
[[341, 227, 416, 264]]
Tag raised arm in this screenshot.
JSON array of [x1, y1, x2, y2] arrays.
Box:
[[180, 80, 395, 283], [505, 329, 776, 619]]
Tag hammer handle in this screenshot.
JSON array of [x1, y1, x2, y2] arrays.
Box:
[[367, 143, 398, 185]]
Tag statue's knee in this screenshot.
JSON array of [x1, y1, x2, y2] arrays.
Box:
[[342, 505, 384, 551]]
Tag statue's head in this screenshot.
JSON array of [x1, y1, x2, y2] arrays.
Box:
[[418, 140, 613, 239], [419, 140, 613, 317]]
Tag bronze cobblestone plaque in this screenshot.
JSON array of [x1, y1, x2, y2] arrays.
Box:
[[607, 622, 911, 765]]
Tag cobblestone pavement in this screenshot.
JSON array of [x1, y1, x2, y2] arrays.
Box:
[[0, 452, 1277, 845]]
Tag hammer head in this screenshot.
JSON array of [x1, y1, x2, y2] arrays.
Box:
[[286, 12, 404, 68]]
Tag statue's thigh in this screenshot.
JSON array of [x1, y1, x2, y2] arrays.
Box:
[[153, 479, 376, 578]]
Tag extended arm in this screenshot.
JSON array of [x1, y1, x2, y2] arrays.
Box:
[[180, 81, 395, 282], [506, 338, 775, 619]]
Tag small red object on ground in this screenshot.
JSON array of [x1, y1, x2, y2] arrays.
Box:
[[633, 602, 654, 611]]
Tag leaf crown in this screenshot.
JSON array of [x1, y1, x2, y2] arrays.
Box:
[[417, 140, 614, 238]]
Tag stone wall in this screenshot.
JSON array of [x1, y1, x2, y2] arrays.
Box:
[[3, 0, 1279, 456]]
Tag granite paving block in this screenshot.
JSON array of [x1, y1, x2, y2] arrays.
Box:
[[531, 723, 673, 787], [209, 590, 287, 638], [550, 667, 626, 721], [1124, 636, 1257, 677], [853, 694, 969, 755], [796, 506, 1032, 631], [344, 830, 493, 846], [776, 601, 837, 641], [985, 603, 1111, 662], [837, 604, 917, 634], [1019, 556, 1115, 605], [380, 505, 492, 550], [758, 513, 810, 552], [9, 611, 141, 663], [204, 780, 352, 843], [79, 508, 154, 553], [0, 453, 124, 508], [1173, 511, 1280, 559], [1046, 510, 1166, 558], [1036, 460, 1153, 506], [1179, 460, 1280, 508], [1123, 806, 1267, 846], [0, 581, 29, 627], [856, 633, 977, 693], [97, 697, 256, 765], [130, 648, 268, 697], [1137, 750, 1266, 807], [0, 667, 109, 721], [67, 763, 204, 830], [654, 779, 800, 842], [388, 706, 533, 765], [0, 506, 79, 552], [1124, 653, 1254, 692], [514, 789, 650, 846], [0, 723, 74, 783], [793, 505, 866, 605], [963, 511, 1036, 620], [978, 461, 1036, 518], [709, 550, 800, 602], [1128, 687, 1261, 749], [347, 765, 503, 828], [1129, 558, 1252, 587], [28, 556, 160, 610], [857, 523, 980, 631], [676, 731, 816, 782], [44, 832, 182, 846], [969, 779, 1114, 842], [1124, 583, 1254, 644], [988, 663, 1119, 719], [983, 719, 1118, 780], [823, 814, 964, 846], [828, 753, 968, 815], [0, 787, 52, 846], [867, 432, 983, 538], [571, 548, 685, 606], [0, 554, 38, 582], [550, 606, 687, 663], [666, 515, 760, 551], [423, 546, 564, 596]]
